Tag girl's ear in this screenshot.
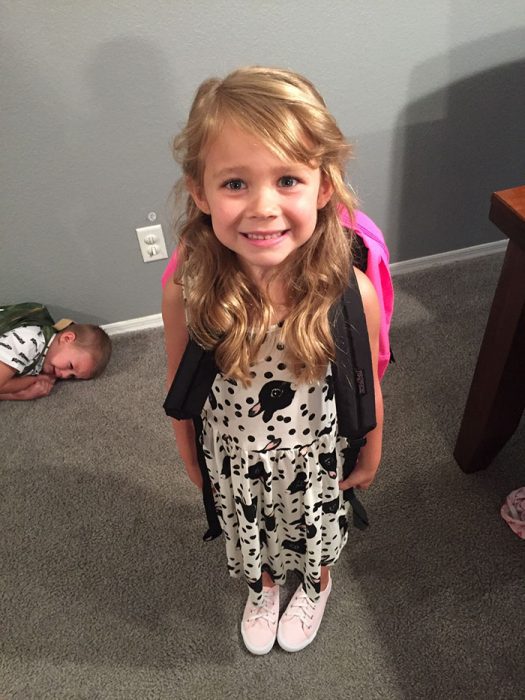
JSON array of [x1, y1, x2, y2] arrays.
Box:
[[186, 177, 211, 215], [317, 173, 334, 210]]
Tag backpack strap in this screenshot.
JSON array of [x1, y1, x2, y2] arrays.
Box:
[[331, 267, 376, 440], [162, 342, 222, 541], [163, 337, 218, 420]]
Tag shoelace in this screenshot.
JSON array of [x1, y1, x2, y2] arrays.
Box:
[[246, 589, 277, 628], [284, 589, 316, 630]]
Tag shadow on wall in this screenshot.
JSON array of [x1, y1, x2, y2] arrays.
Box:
[[390, 30, 525, 262]]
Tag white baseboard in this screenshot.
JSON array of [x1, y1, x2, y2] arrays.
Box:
[[103, 239, 508, 336], [102, 313, 163, 336], [390, 239, 507, 275]]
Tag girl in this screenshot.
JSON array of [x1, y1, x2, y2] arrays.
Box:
[[162, 66, 383, 655]]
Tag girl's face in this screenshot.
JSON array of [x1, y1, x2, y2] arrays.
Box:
[[189, 122, 332, 283]]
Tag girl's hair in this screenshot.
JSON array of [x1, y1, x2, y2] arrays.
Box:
[[61, 324, 112, 378], [173, 66, 356, 385]]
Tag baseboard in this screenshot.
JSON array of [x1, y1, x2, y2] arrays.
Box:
[[102, 313, 163, 336], [103, 239, 508, 336], [390, 239, 507, 275]]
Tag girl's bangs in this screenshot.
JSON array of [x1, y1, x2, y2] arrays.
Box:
[[211, 102, 322, 166]]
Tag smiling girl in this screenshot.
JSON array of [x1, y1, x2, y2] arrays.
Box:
[[162, 66, 383, 655]]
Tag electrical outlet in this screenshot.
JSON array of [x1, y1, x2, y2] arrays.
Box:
[[136, 224, 168, 263]]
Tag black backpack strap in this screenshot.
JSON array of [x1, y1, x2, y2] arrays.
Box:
[[193, 416, 223, 541], [331, 267, 376, 440], [163, 337, 218, 420], [162, 340, 222, 540]]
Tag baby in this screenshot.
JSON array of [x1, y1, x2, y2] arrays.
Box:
[[0, 316, 112, 401]]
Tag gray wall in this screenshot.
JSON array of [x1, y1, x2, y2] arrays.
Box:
[[1, 1, 524, 324]]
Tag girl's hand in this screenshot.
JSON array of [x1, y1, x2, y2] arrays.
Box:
[[339, 457, 378, 491], [184, 461, 203, 491]]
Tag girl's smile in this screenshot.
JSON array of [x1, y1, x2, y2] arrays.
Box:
[[189, 122, 332, 281], [241, 229, 289, 245]]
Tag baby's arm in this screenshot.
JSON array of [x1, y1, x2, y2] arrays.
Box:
[[339, 267, 384, 490], [162, 277, 203, 490]]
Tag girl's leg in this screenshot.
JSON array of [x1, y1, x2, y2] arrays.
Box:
[[262, 570, 276, 587]]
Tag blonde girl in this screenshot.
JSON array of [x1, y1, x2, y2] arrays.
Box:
[[162, 66, 383, 655]]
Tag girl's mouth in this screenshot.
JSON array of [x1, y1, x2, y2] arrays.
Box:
[[242, 230, 288, 241]]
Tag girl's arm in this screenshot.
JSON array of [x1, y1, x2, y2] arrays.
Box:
[[339, 267, 384, 490], [162, 278, 203, 490]]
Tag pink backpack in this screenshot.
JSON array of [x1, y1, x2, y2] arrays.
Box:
[[338, 208, 394, 380], [162, 209, 394, 380]]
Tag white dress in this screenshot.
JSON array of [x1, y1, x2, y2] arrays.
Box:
[[201, 324, 351, 605]]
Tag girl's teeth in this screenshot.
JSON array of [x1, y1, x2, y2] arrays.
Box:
[[245, 232, 283, 240]]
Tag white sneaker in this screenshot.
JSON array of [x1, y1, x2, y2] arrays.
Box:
[[277, 577, 332, 652], [241, 585, 279, 655]]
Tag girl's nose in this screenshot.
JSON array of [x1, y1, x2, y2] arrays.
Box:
[[247, 186, 279, 218]]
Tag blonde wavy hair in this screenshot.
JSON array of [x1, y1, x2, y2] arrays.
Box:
[[172, 66, 356, 385]]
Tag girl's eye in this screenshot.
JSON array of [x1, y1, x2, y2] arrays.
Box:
[[224, 179, 246, 191], [278, 176, 298, 187]]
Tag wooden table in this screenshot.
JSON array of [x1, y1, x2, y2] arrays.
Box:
[[454, 185, 525, 473]]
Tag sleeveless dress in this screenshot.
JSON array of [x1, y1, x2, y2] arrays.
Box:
[[201, 323, 352, 606]]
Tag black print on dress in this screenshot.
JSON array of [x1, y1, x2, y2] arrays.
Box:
[[339, 514, 348, 535], [208, 390, 218, 411], [248, 380, 295, 422], [30, 338, 38, 349], [317, 423, 333, 438], [11, 357, 25, 367], [0, 341, 12, 350], [247, 577, 263, 594], [221, 456, 231, 478], [287, 471, 308, 494], [305, 573, 321, 595], [259, 528, 267, 546], [235, 495, 258, 523], [306, 522, 318, 539], [325, 374, 335, 400], [322, 497, 340, 514], [282, 538, 307, 554], [13, 331, 25, 344], [263, 511, 276, 531], [319, 450, 337, 478], [247, 461, 271, 491]]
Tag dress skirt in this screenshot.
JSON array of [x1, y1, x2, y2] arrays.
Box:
[[200, 327, 352, 606]]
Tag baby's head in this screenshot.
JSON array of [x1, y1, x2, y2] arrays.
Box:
[[42, 324, 112, 380], [174, 66, 355, 242]]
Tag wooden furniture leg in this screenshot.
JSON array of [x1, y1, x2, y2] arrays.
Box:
[[454, 186, 525, 473]]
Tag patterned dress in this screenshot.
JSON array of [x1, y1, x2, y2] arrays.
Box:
[[201, 324, 352, 605]]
